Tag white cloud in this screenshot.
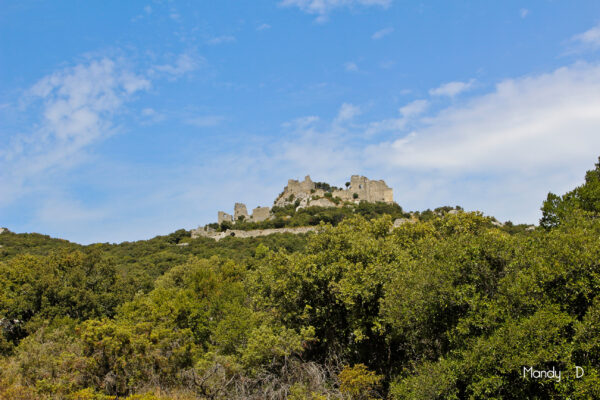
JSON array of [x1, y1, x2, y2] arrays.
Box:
[[257, 23, 271, 31], [335, 103, 361, 122], [281, 115, 320, 129], [519, 8, 529, 18], [153, 53, 202, 77], [0, 58, 150, 206], [361, 63, 600, 221], [372, 27, 394, 40], [186, 115, 224, 127], [379, 60, 395, 69], [141, 107, 166, 124], [571, 23, 600, 51], [373, 63, 600, 171], [280, 0, 391, 22], [399, 99, 428, 117], [365, 99, 427, 135], [344, 62, 359, 72], [429, 79, 475, 97], [206, 35, 236, 45]]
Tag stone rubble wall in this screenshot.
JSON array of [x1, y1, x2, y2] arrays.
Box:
[[191, 226, 318, 241]]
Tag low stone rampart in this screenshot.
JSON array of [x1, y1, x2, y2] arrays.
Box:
[[191, 226, 318, 241]]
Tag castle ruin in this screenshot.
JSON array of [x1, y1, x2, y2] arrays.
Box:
[[193, 174, 395, 240], [214, 175, 393, 225]]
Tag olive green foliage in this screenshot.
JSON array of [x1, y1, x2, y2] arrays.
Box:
[[540, 156, 600, 229], [2, 159, 600, 398], [230, 201, 408, 232], [339, 364, 383, 400]]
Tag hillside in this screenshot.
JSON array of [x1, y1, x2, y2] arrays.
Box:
[[1, 160, 599, 399]]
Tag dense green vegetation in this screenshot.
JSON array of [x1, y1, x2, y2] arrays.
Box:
[[1, 159, 599, 399], [216, 201, 410, 231]]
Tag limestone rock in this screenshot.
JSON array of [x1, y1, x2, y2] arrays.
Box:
[[393, 218, 416, 227], [309, 197, 336, 208], [274, 175, 316, 206]]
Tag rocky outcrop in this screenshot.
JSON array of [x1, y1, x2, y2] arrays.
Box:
[[0, 228, 6, 234], [393, 218, 415, 227], [308, 197, 336, 208], [274, 176, 323, 207]]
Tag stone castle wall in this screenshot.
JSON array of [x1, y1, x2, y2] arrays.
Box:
[[218, 211, 233, 224], [191, 226, 318, 241], [213, 174, 393, 229], [331, 175, 393, 203], [234, 203, 249, 221], [252, 206, 271, 222]]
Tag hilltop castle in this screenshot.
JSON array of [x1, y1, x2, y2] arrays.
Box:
[[216, 175, 393, 225]]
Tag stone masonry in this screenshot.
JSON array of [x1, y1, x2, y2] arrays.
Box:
[[234, 203, 249, 221], [252, 206, 271, 222], [218, 211, 233, 224], [212, 174, 394, 230], [191, 226, 319, 241]]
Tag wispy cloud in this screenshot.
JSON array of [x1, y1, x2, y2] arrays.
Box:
[[280, 0, 392, 23], [131, 5, 153, 22], [365, 99, 427, 135], [344, 61, 359, 72], [519, 8, 529, 18], [399, 99, 428, 117], [206, 35, 236, 45], [257, 23, 271, 31], [141, 107, 166, 124], [372, 27, 394, 40], [335, 103, 361, 123], [185, 115, 224, 127], [570, 23, 600, 52], [429, 79, 475, 97], [153, 52, 203, 77], [1, 58, 150, 206]]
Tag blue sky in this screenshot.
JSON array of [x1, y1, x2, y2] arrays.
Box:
[[2, 1, 600, 244]]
